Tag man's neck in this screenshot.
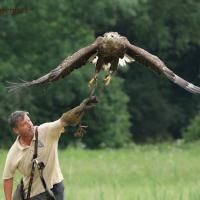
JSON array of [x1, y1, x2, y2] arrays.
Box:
[[19, 135, 34, 147]]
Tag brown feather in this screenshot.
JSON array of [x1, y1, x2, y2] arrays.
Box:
[[7, 39, 100, 91], [125, 41, 200, 94]]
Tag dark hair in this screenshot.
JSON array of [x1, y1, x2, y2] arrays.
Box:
[[8, 110, 29, 128]]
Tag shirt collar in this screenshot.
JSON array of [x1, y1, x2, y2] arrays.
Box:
[[16, 136, 30, 150], [16, 126, 38, 150]]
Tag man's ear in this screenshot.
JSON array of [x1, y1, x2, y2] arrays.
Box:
[[12, 127, 19, 135]]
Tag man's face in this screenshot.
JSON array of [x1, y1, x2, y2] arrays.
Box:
[[13, 114, 34, 137]]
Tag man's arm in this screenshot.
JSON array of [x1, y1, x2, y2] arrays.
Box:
[[4, 178, 13, 200], [43, 96, 98, 139]]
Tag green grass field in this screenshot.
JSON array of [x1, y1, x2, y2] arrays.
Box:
[[1, 141, 200, 200]]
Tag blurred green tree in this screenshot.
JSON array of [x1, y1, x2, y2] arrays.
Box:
[[183, 110, 200, 142], [82, 0, 200, 142], [0, 0, 131, 148]]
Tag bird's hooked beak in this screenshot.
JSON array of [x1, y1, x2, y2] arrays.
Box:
[[104, 37, 115, 44], [103, 32, 118, 44]]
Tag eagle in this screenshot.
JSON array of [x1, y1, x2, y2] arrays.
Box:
[[7, 32, 200, 93]]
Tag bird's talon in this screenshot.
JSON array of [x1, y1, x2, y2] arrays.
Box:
[[104, 75, 112, 85], [88, 77, 97, 88]]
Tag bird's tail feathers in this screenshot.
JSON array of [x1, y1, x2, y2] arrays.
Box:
[[102, 63, 111, 71]]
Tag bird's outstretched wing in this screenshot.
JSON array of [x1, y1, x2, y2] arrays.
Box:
[[125, 41, 200, 94], [7, 40, 100, 92]]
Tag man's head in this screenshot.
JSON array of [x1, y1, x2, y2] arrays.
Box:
[[8, 111, 34, 137]]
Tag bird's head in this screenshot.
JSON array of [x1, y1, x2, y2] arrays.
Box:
[[103, 32, 121, 44]]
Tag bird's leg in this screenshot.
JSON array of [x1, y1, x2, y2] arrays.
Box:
[[88, 73, 98, 88], [88, 56, 104, 87], [74, 124, 88, 137], [104, 71, 113, 86], [103, 58, 119, 86]]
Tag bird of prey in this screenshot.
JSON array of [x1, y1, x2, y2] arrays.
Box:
[[8, 32, 200, 93]]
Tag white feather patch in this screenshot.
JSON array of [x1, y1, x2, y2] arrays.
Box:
[[92, 56, 98, 64], [119, 58, 126, 67], [187, 83, 195, 89], [103, 63, 111, 71], [119, 54, 135, 67], [124, 54, 135, 63], [88, 53, 98, 63], [174, 75, 179, 83]]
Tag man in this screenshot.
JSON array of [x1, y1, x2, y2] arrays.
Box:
[[2, 96, 98, 200]]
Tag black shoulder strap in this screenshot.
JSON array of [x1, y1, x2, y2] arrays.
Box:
[[26, 127, 56, 200], [33, 127, 38, 159], [26, 127, 38, 199]]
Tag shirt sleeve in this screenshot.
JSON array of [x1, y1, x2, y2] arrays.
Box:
[[2, 148, 18, 180], [38, 119, 65, 140]]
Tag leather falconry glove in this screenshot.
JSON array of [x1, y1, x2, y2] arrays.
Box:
[[61, 96, 98, 127]]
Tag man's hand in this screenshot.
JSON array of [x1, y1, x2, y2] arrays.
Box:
[[60, 96, 98, 126]]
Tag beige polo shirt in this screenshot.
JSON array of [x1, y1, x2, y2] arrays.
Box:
[[2, 119, 65, 197]]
